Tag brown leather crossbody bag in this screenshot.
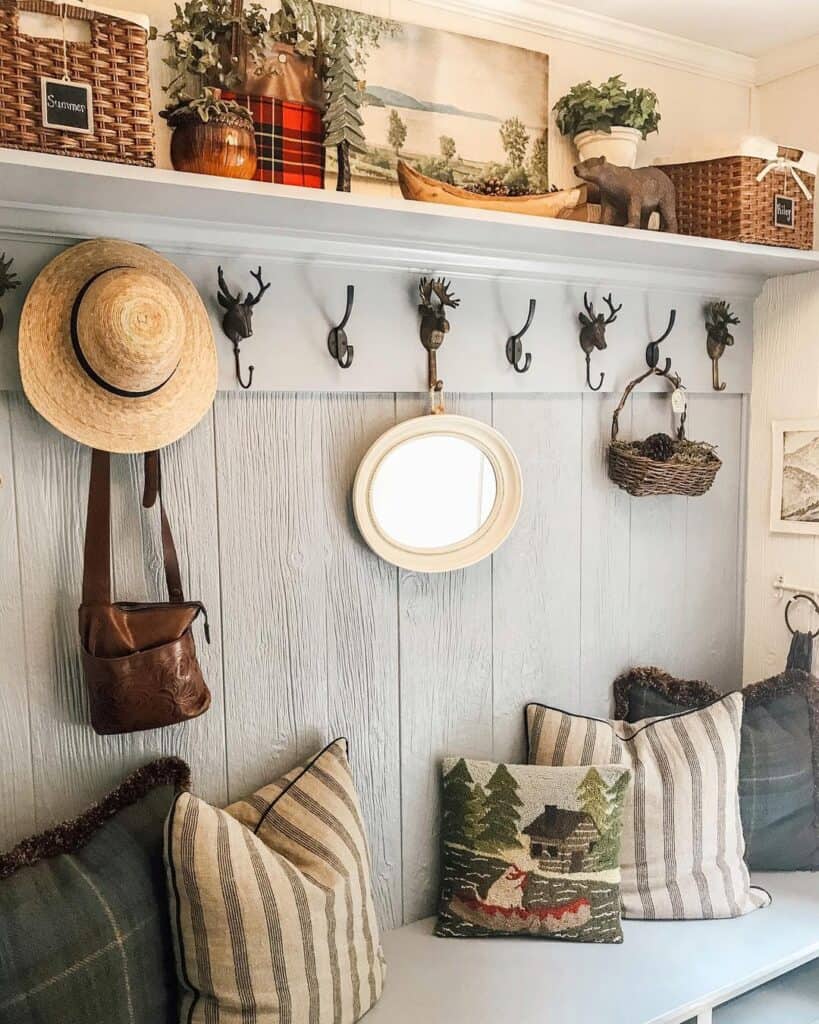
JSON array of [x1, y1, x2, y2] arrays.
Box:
[[79, 449, 211, 735]]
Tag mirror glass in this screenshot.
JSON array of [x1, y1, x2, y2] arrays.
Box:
[[353, 414, 522, 573], [370, 435, 497, 550]]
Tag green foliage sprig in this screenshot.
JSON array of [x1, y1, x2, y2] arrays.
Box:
[[160, 87, 253, 125], [553, 74, 660, 140]]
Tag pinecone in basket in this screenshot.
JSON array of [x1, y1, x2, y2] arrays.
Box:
[[472, 176, 509, 196], [640, 432, 676, 462]]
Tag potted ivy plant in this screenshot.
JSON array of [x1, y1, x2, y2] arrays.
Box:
[[156, 0, 321, 177], [553, 74, 660, 168], [155, 0, 266, 176]]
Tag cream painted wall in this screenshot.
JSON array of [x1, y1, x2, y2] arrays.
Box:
[[117, 0, 754, 177], [743, 273, 819, 680], [743, 66, 819, 680], [745, 68, 818, 675]]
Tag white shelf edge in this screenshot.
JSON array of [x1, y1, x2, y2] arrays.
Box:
[[2, 149, 819, 297]]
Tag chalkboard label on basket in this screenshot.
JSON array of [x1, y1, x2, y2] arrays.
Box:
[[40, 78, 94, 135], [774, 194, 795, 230]]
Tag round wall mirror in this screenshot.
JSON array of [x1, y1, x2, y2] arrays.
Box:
[[353, 414, 522, 572]]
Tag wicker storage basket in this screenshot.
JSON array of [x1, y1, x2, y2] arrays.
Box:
[[658, 151, 814, 250], [0, 0, 154, 165], [608, 368, 722, 497]]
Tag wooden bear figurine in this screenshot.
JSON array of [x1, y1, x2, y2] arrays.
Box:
[[574, 156, 678, 232]]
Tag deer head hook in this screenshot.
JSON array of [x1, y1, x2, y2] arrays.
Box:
[[0, 252, 20, 334], [216, 266, 271, 389], [418, 277, 460, 397], [578, 292, 621, 391]]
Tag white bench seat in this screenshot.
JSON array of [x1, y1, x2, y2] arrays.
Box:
[[367, 873, 819, 1024]]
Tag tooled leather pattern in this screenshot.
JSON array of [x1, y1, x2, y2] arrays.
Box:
[[84, 630, 211, 735]]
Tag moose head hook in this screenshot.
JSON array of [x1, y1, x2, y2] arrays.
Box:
[[418, 277, 460, 404], [216, 266, 271, 389], [705, 300, 740, 392], [578, 292, 621, 391]]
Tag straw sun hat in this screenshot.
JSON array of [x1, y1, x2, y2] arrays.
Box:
[[19, 239, 217, 453]]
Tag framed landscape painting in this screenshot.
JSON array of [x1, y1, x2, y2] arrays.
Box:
[[315, 2, 550, 197], [770, 419, 819, 534]]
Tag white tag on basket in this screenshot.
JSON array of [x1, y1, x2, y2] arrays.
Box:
[[671, 388, 687, 415]]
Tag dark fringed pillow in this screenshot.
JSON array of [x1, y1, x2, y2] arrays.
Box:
[[0, 758, 190, 1024], [614, 667, 818, 872]]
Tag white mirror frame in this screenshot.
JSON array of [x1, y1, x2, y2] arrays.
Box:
[[353, 414, 523, 572]]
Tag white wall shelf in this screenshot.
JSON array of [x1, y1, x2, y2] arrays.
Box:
[[3, 148, 819, 292]]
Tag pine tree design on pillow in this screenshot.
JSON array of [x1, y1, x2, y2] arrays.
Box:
[[436, 759, 630, 942]]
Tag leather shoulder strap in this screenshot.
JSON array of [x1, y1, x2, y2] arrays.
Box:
[[82, 449, 185, 606], [82, 449, 112, 605], [142, 450, 185, 603]]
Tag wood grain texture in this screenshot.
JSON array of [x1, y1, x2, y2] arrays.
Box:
[[8, 396, 158, 827], [580, 392, 633, 718], [321, 393, 402, 928], [682, 395, 744, 691], [0, 390, 750, 924], [0, 392, 34, 843], [492, 394, 583, 761], [215, 392, 331, 799], [626, 392, 690, 676], [397, 394, 494, 923]]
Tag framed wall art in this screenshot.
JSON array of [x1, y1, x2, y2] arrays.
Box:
[[313, 3, 550, 196], [770, 418, 819, 534]]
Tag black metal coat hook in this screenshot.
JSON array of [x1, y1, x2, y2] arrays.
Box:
[[328, 285, 355, 369], [506, 298, 536, 373], [578, 292, 621, 391], [646, 309, 677, 373]]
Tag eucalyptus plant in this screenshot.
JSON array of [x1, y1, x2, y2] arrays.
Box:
[[553, 74, 660, 140]]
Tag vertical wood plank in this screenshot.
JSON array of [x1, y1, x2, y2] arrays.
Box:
[[627, 393, 689, 675], [109, 413, 228, 805], [681, 394, 744, 691], [0, 392, 34, 845], [215, 393, 329, 800], [398, 394, 494, 923], [580, 393, 633, 719], [492, 394, 583, 762], [322, 393, 401, 929], [9, 396, 156, 826]]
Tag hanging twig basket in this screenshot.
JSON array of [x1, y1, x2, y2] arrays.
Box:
[[608, 367, 722, 497]]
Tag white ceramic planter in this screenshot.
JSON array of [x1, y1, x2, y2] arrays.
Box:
[[574, 126, 642, 168]]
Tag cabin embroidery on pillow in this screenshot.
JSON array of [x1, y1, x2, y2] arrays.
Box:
[[436, 759, 630, 942]]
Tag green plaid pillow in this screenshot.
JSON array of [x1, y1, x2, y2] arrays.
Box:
[[0, 759, 189, 1024]]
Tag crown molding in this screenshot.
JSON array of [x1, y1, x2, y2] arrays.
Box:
[[755, 33, 819, 86], [416, 0, 757, 86]]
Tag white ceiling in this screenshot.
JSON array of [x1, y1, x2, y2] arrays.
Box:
[[552, 0, 819, 57]]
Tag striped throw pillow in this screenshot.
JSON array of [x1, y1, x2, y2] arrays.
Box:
[[165, 739, 385, 1024], [526, 695, 771, 921]]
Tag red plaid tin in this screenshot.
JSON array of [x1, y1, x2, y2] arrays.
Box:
[[225, 94, 325, 188]]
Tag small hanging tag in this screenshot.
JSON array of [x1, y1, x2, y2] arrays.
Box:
[[774, 194, 796, 229], [40, 77, 94, 134], [671, 388, 687, 415]]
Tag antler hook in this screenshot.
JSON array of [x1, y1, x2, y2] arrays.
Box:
[[585, 353, 604, 391], [233, 342, 254, 390]]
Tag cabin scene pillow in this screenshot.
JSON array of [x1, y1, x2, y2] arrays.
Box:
[[436, 759, 631, 943]]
